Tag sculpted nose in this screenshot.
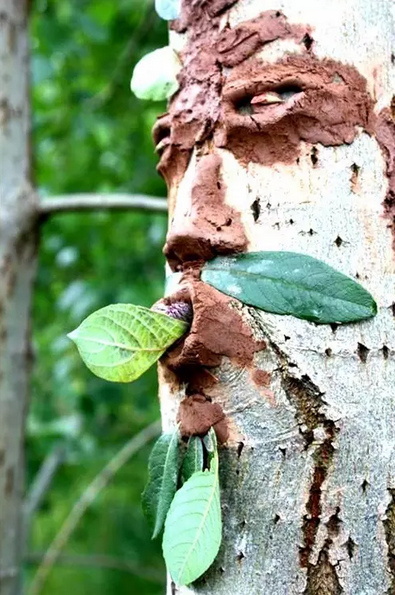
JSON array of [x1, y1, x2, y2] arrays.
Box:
[[163, 152, 247, 270]]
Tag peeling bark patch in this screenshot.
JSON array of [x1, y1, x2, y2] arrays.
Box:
[[271, 348, 340, 585], [304, 550, 343, 595], [281, 373, 326, 446], [163, 153, 248, 270], [384, 489, 395, 594], [300, 423, 337, 567], [303, 508, 343, 595]]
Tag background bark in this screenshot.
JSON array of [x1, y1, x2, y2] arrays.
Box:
[[159, 1, 395, 594], [0, 1, 38, 594]]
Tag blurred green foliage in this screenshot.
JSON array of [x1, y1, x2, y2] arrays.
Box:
[[28, 1, 168, 593]]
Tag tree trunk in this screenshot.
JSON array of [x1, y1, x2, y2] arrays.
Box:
[[0, 1, 38, 593], [157, 1, 395, 594]]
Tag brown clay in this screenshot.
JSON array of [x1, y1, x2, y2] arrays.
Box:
[[374, 107, 395, 250], [159, 7, 395, 253], [157, 5, 395, 441], [164, 281, 265, 372], [163, 153, 248, 270], [218, 54, 374, 166], [177, 394, 229, 443]]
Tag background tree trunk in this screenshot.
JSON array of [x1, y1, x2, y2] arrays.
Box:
[[159, 1, 395, 593], [0, 1, 38, 593]]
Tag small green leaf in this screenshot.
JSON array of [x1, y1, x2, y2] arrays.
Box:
[[68, 304, 188, 383], [163, 467, 222, 586], [155, 0, 181, 20], [142, 430, 181, 539], [202, 252, 377, 324], [130, 46, 181, 101], [182, 437, 204, 482]]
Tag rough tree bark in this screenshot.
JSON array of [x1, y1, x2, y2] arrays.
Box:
[[157, 1, 395, 594], [0, 1, 38, 594]]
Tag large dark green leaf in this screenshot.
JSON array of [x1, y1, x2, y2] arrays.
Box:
[[201, 252, 377, 324], [142, 430, 181, 539]]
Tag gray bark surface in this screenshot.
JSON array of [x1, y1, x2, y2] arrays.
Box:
[[0, 1, 38, 593], [160, 1, 395, 594]]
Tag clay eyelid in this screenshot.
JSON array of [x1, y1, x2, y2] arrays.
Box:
[[224, 79, 305, 105]]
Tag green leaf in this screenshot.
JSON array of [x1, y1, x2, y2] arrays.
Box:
[[203, 428, 217, 455], [68, 304, 188, 383], [163, 467, 222, 586], [201, 252, 377, 324], [155, 0, 181, 20], [182, 437, 204, 483], [130, 46, 181, 101], [142, 430, 181, 539]]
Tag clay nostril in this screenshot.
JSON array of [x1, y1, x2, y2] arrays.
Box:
[[164, 234, 214, 272]]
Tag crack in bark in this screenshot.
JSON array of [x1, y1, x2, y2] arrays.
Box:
[[384, 489, 395, 594], [270, 342, 342, 593], [302, 508, 343, 595]]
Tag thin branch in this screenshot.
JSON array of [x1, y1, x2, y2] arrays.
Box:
[[25, 552, 163, 584], [24, 444, 66, 524], [39, 194, 168, 217], [28, 420, 161, 595]]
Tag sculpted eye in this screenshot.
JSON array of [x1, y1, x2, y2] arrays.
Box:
[[250, 84, 303, 113], [233, 82, 304, 115]]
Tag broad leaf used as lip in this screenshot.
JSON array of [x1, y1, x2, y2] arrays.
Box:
[[68, 304, 188, 383], [155, 0, 181, 20], [201, 251, 377, 324], [162, 447, 221, 586], [142, 430, 180, 539], [130, 46, 181, 101]]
